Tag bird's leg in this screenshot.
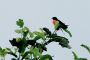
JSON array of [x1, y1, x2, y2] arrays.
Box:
[[61, 29, 65, 35], [53, 30, 57, 34]]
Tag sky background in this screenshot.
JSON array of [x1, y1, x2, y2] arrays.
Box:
[[0, 0, 90, 60]]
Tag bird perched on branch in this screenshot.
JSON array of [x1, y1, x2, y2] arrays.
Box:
[[52, 17, 72, 37]]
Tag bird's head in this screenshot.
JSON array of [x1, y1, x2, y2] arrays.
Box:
[[52, 17, 58, 20], [52, 17, 58, 25]]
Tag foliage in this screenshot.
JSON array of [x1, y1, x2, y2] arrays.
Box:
[[0, 19, 72, 60], [72, 52, 87, 60], [0, 47, 8, 58], [1, 18, 90, 60], [81, 44, 90, 54], [39, 54, 53, 60], [16, 19, 24, 28], [72, 44, 90, 60]]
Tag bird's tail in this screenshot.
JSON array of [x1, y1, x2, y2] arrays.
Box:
[[63, 29, 72, 37]]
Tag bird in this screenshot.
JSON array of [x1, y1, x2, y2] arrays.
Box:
[[52, 17, 72, 37]]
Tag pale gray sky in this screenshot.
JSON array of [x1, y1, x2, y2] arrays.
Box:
[[0, 0, 90, 60]]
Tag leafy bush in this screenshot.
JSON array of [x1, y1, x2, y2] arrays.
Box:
[[0, 19, 72, 60]]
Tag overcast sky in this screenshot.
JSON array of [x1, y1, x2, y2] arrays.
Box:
[[0, 0, 90, 60]]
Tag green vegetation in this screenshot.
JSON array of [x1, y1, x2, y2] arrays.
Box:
[[0, 19, 89, 60]]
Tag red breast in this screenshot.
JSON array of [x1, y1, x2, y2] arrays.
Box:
[[53, 20, 56, 25]]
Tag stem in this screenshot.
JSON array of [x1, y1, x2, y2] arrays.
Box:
[[31, 54, 33, 60], [53, 30, 57, 34], [18, 53, 20, 60], [30, 54, 33, 60], [3, 57, 5, 60], [1, 57, 5, 60]]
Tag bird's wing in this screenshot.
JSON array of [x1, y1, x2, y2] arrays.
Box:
[[58, 20, 68, 29]]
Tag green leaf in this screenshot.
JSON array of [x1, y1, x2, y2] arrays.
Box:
[[49, 36, 71, 49], [43, 28, 51, 36], [64, 29, 72, 37], [40, 54, 53, 60], [7, 52, 17, 58], [22, 27, 29, 33], [81, 44, 90, 53], [72, 51, 87, 60], [5, 48, 13, 54], [33, 31, 46, 40], [21, 51, 32, 60], [0, 47, 2, 51], [31, 47, 42, 58], [58, 36, 71, 49], [0, 48, 8, 57], [49, 33, 57, 38], [77, 58, 87, 60], [40, 32, 46, 40], [36, 43, 47, 52], [33, 31, 40, 35], [9, 38, 27, 53], [16, 19, 24, 28], [16, 38, 22, 42], [22, 27, 29, 38], [15, 29, 22, 34], [19, 44, 27, 53], [29, 32, 34, 38], [11, 58, 17, 60], [72, 51, 78, 59], [27, 40, 36, 46], [9, 38, 22, 47], [34, 36, 41, 40]]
